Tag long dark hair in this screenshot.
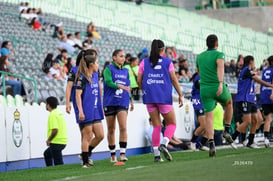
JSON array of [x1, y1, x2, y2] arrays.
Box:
[[190, 72, 198, 82], [75, 49, 98, 83], [243, 55, 254, 67], [149, 39, 164, 67], [267, 55, 273, 67], [0, 56, 8, 71], [1, 41, 9, 48]]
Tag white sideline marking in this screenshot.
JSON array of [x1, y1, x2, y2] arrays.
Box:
[[126, 166, 146, 170], [53, 176, 83, 181]]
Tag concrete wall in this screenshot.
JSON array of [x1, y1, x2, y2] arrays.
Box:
[[197, 6, 273, 33]]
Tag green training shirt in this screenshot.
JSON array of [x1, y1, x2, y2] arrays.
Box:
[[196, 49, 225, 86]]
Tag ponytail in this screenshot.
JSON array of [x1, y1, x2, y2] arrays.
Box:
[[75, 49, 98, 83], [149, 39, 164, 67]]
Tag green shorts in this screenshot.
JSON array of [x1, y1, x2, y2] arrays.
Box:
[[200, 83, 231, 113]]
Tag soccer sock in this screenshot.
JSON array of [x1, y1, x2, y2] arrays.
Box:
[[162, 124, 176, 147], [164, 124, 176, 140], [191, 133, 198, 143], [208, 139, 215, 149], [162, 137, 170, 147], [88, 146, 94, 157], [153, 146, 160, 157], [201, 136, 208, 146], [224, 124, 230, 134], [119, 142, 127, 155], [82, 152, 89, 164], [152, 126, 162, 147], [232, 130, 240, 141], [109, 145, 116, 157], [264, 131, 269, 139], [241, 133, 246, 142], [248, 133, 255, 145]]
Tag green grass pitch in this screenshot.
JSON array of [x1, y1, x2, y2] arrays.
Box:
[[1, 148, 273, 181]]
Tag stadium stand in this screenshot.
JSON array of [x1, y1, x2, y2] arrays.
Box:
[[0, 0, 272, 105]]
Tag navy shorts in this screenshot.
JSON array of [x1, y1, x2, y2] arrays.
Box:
[[195, 109, 205, 118], [104, 106, 128, 116], [79, 120, 102, 130], [237, 101, 257, 115], [261, 104, 273, 116]]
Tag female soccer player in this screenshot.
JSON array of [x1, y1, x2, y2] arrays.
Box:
[[103, 49, 134, 162], [189, 72, 208, 151], [232, 55, 273, 148], [137, 39, 183, 162], [65, 49, 98, 165], [75, 51, 104, 168], [260, 55, 273, 147]]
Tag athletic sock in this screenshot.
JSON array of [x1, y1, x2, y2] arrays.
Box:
[[164, 124, 176, 141], [191, 134, 198, 143], [241, 133, 246, 142], [153, 146, 160, 157], [264, 131, 269, 139], [248, 133, 255, 145], [109, 145, 116, 157], [162, 137, 170, 147], [201, 137, 208, 146], [208, 139, 215, 149], [152, 126, 162, 147], [88, 146, 94, 157], [232, 130, 240, 141], [82, 152, 89, 164], [224, 124, 230, 134], [119, 142, 127, 155]]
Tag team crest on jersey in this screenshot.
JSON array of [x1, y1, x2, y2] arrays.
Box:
[[77, 80, 81, 86]]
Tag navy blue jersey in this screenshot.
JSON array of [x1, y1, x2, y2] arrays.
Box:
[[75, 72, 103, 123], [142, 56, 172, 104], [260, 67, 273, 104], [235, 66, 256, 103], [67, 66, 78, 119], [191, 74, 203, 110], [103, 64, 130, 108]]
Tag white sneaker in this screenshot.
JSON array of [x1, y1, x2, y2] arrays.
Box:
[[189, 142, 196, 151], [242, 140, 248, 147], [265, 138, 270, 148], [78, 154, 94, 166], [110, 155, 117, 163], [230, 143, 238, 150], [199, 145, 209, 151], [247, 143, 259, 149]]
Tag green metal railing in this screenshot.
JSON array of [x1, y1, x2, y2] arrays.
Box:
[[0, 71, 38, 103]]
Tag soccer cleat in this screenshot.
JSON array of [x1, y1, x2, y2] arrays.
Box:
[[223, 132, 234, 144], [189, 142, 197, 151], [120, 154, 128, 162], [199, 145, 209, 151], [242, 140, 248, 147], [264, 138, 270, 148], [154, 156, 164, 162], [78, 154, 94, 166], [209, 142, 216, 157], [159, 144, 172, 161], [82, 163, 92, 168], [247, 143, 259, 149], [230, 143, 238, 150], [110, 155, 117, 163]]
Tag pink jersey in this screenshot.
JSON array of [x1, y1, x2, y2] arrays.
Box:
[[138, 59, 174, 74]]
